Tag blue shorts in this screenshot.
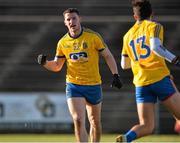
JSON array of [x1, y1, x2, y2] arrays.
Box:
[[136, 76, 176, 103], [66, 83, 103, 105]]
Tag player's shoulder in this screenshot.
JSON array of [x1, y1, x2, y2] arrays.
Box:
[[60, 33, 69, 40], [147, 20, 163, 28], [83, 27, 102, 38], [123, 24, 135, 39], [58, 33, 69, 43], [57, 33, 69, 46], [83, 27, 96, 34]]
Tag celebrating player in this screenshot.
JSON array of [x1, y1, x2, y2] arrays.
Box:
[[116, 0, 180, 142], [37, 8, 122, 142]]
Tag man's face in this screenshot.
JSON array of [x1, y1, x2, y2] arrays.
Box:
[[64, 12, 81, 33], [133, 7, 140, 20]]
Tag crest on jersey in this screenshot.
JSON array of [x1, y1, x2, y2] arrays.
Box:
[[73, 42, 80, 50], [83, 42, 88, 49]]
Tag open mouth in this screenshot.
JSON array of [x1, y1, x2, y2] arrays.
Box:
[[70, 25, 76, 28]]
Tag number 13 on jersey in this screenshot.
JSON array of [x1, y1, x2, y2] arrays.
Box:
[[129, 35, 151, 61]]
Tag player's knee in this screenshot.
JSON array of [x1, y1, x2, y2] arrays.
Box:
[[147, 125, 154, 134], [144, 123, 155, 134], [72, 115, 84, 126], [140, 122, 154, 135], [88, 116, 100, 128]]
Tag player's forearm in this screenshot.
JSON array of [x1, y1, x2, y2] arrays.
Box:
[[101, 48, 119, 74], [104, 54, 119, 74], [150, 37, 176, 63], [44, 60, 62, 72]]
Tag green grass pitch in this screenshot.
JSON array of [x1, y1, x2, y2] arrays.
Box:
[[0, 134, 179, 142]]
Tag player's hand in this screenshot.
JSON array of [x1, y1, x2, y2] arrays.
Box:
[[172, 56, 180, 67], [111, 74, 123, 89], [37, 54, 47, 65]]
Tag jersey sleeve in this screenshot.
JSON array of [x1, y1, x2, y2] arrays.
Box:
[[121, 36, 128, 57], [94, 33, 108, 51], [55, 40, 65, 58], [149, 23, 164, 43]]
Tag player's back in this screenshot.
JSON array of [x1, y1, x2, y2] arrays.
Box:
[[122, 20, 170, 86]]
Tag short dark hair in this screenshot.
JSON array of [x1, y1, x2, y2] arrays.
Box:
[[132, 0, 152, 20], [63, 8, 80, 16]]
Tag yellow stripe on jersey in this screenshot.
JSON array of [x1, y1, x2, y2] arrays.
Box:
[[56, 27, 107, 85], [122, 20, 170, 86]]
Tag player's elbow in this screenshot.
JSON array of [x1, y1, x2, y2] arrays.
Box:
[[150, 37, 161, 52], [46, 67, 61, 72], [53, 68, 61, 72], [53, 66, 63, 72], [44, 61, 63, 72], [52, 59, 65, 72]]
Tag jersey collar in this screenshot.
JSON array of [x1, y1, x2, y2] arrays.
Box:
[[68, 27, 83, 39]]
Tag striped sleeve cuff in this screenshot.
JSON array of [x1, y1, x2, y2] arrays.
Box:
[[55, 55, 65, 58], [122, 54, 128, 57], [98, 48, 106, 52]]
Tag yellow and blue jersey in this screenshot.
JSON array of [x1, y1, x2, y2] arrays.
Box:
[[56, 28, 107, 85], [122, 20, 170, 86]]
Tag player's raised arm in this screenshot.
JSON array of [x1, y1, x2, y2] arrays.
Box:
[[37, 54, 66, 72], [150, 37, 180, 67]]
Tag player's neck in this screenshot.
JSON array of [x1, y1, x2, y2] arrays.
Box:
[[69, 26, 82, 38], [136, 17, 151, 23]]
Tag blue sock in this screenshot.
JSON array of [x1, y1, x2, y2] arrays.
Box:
[[125, 130, 137, 142]]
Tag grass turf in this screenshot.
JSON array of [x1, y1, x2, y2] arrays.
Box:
[[0, 134, 179, 142]]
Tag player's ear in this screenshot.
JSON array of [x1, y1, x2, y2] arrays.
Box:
[[64, 20, 67, 26]]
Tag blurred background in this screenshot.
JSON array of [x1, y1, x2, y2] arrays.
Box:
[[0, 0, 180, 135]]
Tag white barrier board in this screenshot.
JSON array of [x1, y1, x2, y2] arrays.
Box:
[[0, 92, 72, 123]]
